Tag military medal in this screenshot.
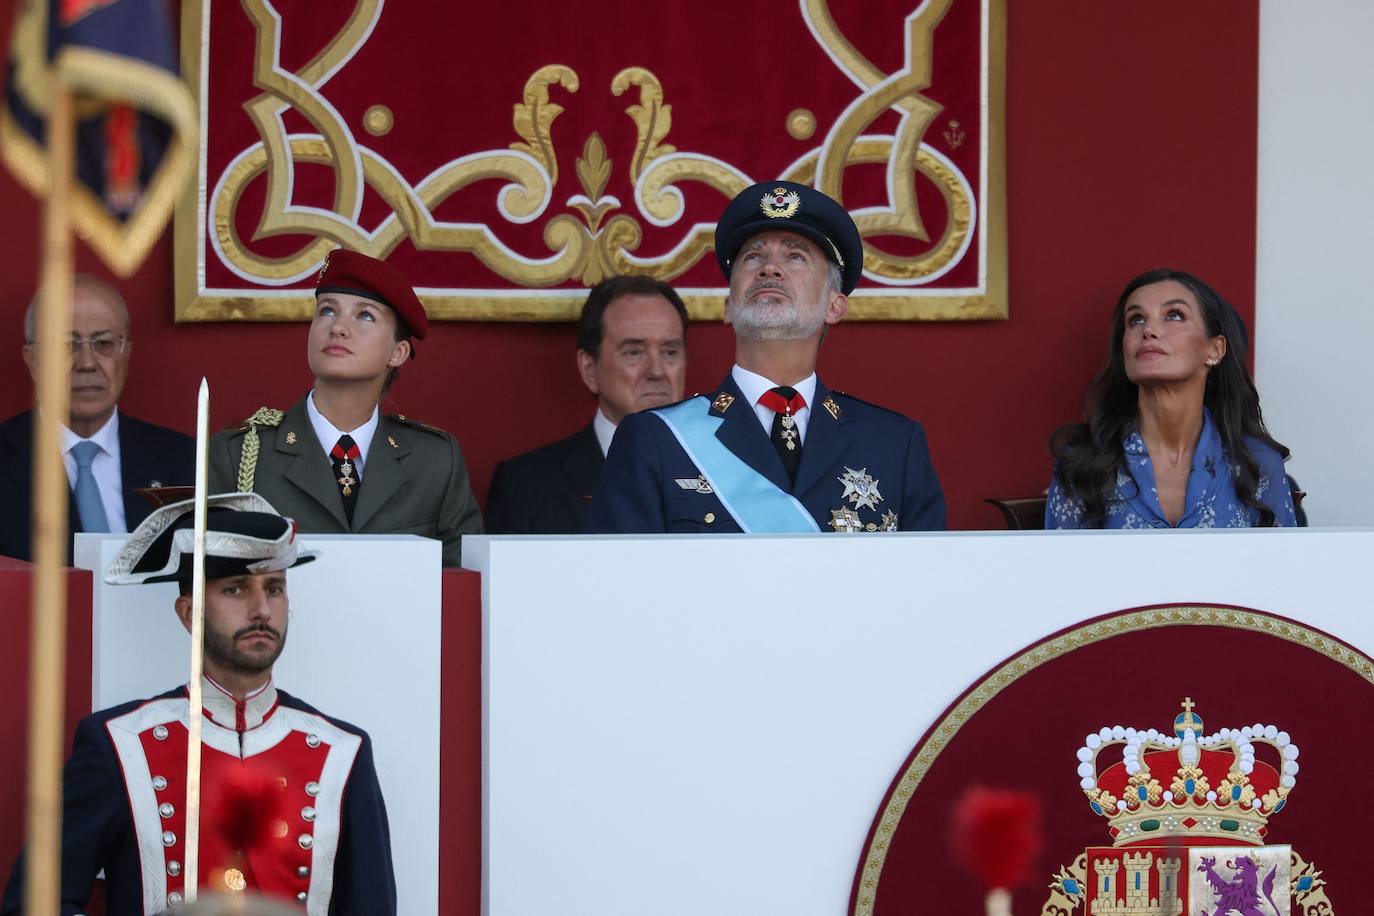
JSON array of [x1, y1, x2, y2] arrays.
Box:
[[838, 467, 882, 511], [828, 508, 863, 533], [779, 410, 798, 450], [330, 434, 362, 501], [338, 460, 356, 497]]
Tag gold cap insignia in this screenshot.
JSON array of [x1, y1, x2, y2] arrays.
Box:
[[285, 430, 297, 445], [760, 187, 801, 219], [822, 397, 841, 420], [711, 392, 735, 413], [317, 251, 331, 283]]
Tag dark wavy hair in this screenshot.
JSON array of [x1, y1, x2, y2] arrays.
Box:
[[1049, 269, 1289, 527]]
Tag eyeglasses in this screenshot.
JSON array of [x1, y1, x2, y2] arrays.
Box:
[[26, 336, 130, 358]]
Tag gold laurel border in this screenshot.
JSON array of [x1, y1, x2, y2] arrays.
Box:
[[852, 605, 1364, 916], [173, 0, 1005, 323]]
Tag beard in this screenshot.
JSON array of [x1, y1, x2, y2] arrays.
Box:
[[726, 282, 826, 341], [204, 621, 288, 676]]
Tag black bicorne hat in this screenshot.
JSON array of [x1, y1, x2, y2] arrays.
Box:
[[104, 493, 316, 586]]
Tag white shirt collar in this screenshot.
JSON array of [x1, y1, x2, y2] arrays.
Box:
[[200, 674, 278, 733], [306, 390, 379, 475], [58, 408, 121, 460], [730, 365, 817, 409], [592, 407, 618, 457], [731, 365, 818, 442]]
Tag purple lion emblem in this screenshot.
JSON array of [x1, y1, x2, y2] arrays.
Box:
[[1197, 855, 1282, 916]]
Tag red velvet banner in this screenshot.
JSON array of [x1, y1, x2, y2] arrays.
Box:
[[855, 605, 1356, 915], [176, 0, 1004, 322]]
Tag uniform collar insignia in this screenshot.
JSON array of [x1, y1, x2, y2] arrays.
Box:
[[711, 392, 736, 413], [822, 397, 841, 420]]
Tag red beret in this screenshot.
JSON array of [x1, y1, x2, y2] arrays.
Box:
[[315, 249, 428, 340]]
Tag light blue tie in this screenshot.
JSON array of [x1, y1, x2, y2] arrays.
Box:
[[71, 440, 110, 533]]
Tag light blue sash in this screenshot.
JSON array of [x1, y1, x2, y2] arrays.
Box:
[[654, 399, 820, 533]]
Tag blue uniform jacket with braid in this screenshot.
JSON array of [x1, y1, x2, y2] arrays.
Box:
[[583, 374, 945, 534]]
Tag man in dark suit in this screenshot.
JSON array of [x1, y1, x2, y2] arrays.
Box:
[[584, 181, 945, 534], [485, 276, 688, 533], [0, 275, 195, 561]]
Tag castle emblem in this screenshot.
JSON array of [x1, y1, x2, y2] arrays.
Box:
[[1041, 699, 1333, 915]]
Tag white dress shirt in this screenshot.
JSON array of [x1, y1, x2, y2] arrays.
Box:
[[306, 391, 379, 477], [592, 407, 618, 457], [730, 365, 818, 444], [59, 409, 128, 533]]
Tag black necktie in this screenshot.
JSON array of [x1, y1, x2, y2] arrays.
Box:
[[759, 386, 805, 488], [330, 434, 361, 524]]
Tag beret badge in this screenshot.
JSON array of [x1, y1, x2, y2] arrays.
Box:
[[760, 187, 801, 219]]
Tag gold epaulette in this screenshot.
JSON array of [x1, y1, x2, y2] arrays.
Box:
[[386, 413, 446, 436], [236, 407, 284, 492]]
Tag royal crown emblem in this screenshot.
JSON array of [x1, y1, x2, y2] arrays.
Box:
[[760, 186, 801, 219], [1042, 699, 1334, 916], [1079, 697, 1296, 846]]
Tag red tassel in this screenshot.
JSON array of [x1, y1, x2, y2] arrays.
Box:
[[951, 785, 1043, 891], [205, 762, 288, 852]]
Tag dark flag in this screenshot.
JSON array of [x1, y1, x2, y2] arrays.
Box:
[[1, 0, 196, 275]]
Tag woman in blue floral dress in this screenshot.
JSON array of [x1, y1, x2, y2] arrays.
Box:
[[1046, 269, 1295, 529]]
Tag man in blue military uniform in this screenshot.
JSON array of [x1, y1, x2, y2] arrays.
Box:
[[584, 181, 945, 533]]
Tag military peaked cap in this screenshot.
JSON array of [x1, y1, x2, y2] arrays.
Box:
[[715, 180, 863, 294]]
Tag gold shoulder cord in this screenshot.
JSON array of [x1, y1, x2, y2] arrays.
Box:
[[235, 407, 284, 492]]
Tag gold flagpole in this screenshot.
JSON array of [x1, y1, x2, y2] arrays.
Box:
[[184, 379, 210, 901], [23, 77, 76, 916]]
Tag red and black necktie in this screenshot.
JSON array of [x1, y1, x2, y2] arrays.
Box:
[[758, 386, 805, 488], [330, 434, 361, 523]]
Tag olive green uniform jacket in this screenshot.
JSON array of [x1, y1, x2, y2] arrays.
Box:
[[208, 397, 482, 566]]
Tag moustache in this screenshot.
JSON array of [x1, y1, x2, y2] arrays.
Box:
[[747, 281, 788, 297], [234, 625, 280, 642]]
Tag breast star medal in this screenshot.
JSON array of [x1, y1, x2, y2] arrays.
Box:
[[838, 467, 882, 511], [338, 460, 356, 497]]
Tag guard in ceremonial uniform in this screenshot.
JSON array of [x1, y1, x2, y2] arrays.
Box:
[[0, 493, 395, 915], [584, 181, 945, 533], [208, 249, 482, 566]]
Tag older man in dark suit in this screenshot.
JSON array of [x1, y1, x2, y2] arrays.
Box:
[[485, 276, 689, 534], [0, 275, 194, 561]]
